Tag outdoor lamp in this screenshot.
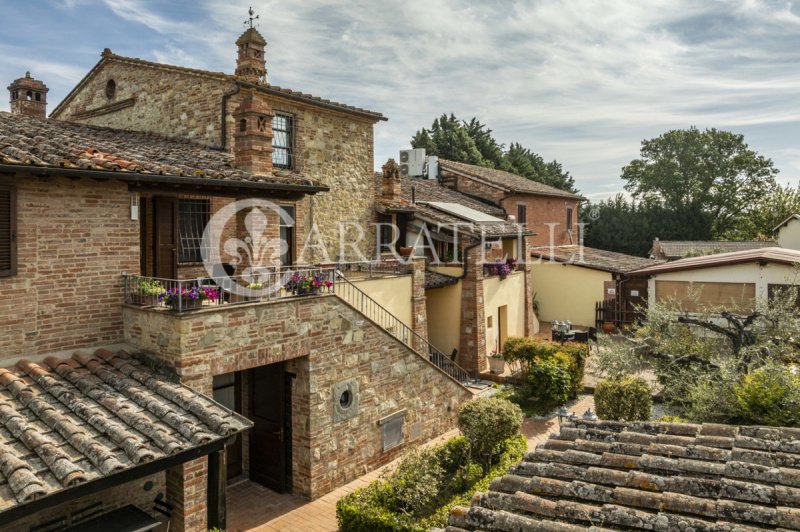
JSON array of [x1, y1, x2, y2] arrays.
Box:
[[557, 405, 569, 425], [583, 408, 597, 421]]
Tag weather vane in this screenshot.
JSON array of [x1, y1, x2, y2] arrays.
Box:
[[244, 6, 259, 29]]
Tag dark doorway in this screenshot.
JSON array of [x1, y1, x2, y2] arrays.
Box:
[[213, 372, 243, 479], [153, 196, 177, 279], [249, 363, 289, 492]]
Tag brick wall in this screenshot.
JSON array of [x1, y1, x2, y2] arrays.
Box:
[[4, 474, 165, 530], [123, 294, 471, 498], [0, 175, 139, 359], [55, 58, 378, 260], [500, 194, 580, 247]]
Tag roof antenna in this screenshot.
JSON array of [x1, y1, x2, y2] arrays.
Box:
[[244, 6, 259, 29]]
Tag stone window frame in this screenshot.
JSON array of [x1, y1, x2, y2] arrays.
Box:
[[0, 184, 17, 277]]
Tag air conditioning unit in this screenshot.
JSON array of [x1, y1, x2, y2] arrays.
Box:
[[399, 148, 426, 177], [425, 155, 438, 180]]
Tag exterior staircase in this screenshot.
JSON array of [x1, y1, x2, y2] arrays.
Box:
[[333, 271, 471, 385]]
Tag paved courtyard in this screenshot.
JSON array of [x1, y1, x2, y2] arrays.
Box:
[[226, 394, 595, 531]]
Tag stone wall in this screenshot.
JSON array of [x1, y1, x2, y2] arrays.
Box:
[[123, 294, 471, 498], [54, 57, 378, 260], [0, 175, 139, 359], [4, 474, 165, 530]]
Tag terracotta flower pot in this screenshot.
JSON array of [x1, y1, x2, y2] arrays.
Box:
[[398, 246, 414, 257], [602, 322, 615, 333]]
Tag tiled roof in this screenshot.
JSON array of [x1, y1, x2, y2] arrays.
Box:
[[439, 160, 584, 200], [0, 112, 325, 190], [51, 51, 386, 122], [529, 245, 664, 274], [425, 270, 460, 289], [632, 247, 800, 276], [0, 349, 251, 513], [653, 240, 778, 260], [447, 419, 800, 531], [375, 174, 527, 238]]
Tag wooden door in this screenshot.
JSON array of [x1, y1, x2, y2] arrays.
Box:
[[249, 363, 286, 492], [153, 197, 177, 279], [213, 372, 243, 479]]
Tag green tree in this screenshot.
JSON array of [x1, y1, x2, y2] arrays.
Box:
[[411, 114, 577, 193], [731, 184, 800, 239], [582, 194, 712, 256], [621, 127, 778, 238]]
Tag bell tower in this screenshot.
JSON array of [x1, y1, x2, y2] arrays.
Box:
[[7, 71, 48, 119], [235, 7, 268, 84]]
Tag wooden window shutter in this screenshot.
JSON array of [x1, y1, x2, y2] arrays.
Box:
[[0, 185, 17, 277]]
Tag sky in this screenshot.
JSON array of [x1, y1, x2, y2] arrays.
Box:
[[1, 0, 799, 201]]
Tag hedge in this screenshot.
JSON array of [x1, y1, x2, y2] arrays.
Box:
[[594, 376, 652, 421], [336, 433, 527, 532]]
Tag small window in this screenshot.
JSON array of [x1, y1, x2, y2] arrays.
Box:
[[566, 207, 574, 232], [34, 93, 41, 102], [272, 114, 293, 169], [0, 185, 17, 277], [517, 204, 527, 226], [377, 213, 395, 254], [279, 205, 295, 267], [105, 79, 116, 99], [178, 199, 210, 263], [25, 91, 32, 101], [378, 411, 406, 452]]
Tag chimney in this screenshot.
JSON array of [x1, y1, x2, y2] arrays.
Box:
[[235, 27, 268, 84], [233, 90, 273, 175], [382, 159, 402, 200], [8, 71, 48, 119]]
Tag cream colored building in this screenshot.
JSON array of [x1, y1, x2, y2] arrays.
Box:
[[631, 247, 800, 311], [775, 214, 800, 251], [530, 246, 662, 328]]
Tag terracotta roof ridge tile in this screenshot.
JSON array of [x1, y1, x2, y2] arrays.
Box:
[[79, 351, 217, 447], [106, 355, 243, 436], [52, 356, 189, 455], [15, 357, 155, 464], [0, 441, 47, 503], [0, 371, 89, 489]]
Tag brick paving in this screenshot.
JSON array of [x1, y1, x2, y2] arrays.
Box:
[[226, 394, 595, 531]]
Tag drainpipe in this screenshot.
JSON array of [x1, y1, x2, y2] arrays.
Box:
[[459, 241, 482, 279], [216, 82, 242, 150]]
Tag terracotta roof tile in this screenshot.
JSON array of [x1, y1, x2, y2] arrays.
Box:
[[530, 245, 664, 274], [632, 247, 800, 276], [653, 240, 778, 260], [439, 159, 584, 200], [0, 349, 250, 512], [0, 112, 324, 190], [447, 419, 800, 531]]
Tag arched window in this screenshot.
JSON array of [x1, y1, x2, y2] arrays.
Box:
[[239, 118, 247, 132], [25, 91, 32, 101], [105, 79, 116, 99]]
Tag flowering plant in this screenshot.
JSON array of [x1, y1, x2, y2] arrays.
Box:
[[490, 257, 518, 280], [133, 277, 166, 296], [160, 286, 220, 306], [490, 348, 503, 359], [284, 273, 334, 293]]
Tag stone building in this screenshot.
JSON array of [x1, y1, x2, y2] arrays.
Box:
[[0, 21, 472, 532]]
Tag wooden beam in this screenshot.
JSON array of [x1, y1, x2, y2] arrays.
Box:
[[207, 448, 227, 529]]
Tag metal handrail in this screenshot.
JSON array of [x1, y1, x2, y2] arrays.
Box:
[[333, 270, 471, 384]]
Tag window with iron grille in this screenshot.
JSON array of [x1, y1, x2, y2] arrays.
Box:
[[178, 199, 210, 263], [0, 185, 17, 277], [517, 203, 527, 226], [272, 114, 293, 169]]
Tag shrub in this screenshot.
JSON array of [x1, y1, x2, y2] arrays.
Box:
[[391, 447, 446, 515], [526, 359, 572, 413], [502, 338, 588, 414], [594, 376, 652, 421], [457, 397, 522, 470], [735, 365, 800, 427], [336, 433, 526, 532]]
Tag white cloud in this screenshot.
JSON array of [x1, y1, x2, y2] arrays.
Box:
[[6, 0, 800, 199]]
